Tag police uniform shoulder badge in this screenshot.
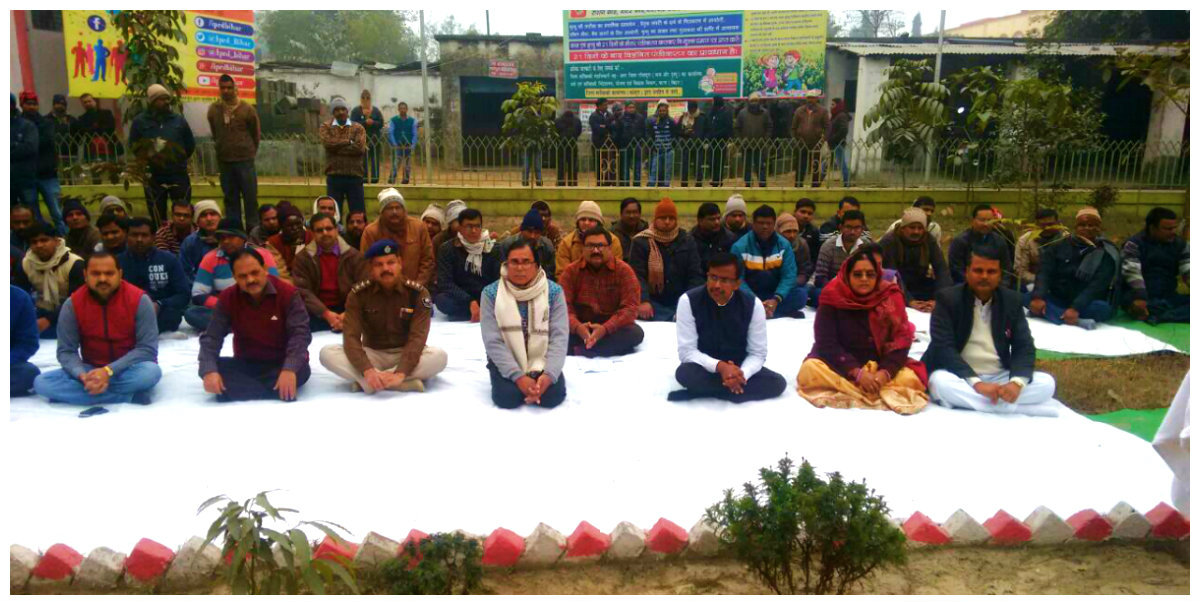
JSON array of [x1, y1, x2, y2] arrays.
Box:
[[350, 279, 373, 294]]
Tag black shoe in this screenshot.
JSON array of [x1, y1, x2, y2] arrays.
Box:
[[131, 390, 152, 405], [667, 389, 696, 402], [791, 309, 806, 319]]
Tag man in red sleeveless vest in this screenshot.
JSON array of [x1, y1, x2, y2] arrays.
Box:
[[198, 247, 313, 402], [32, 252, 162, 405]]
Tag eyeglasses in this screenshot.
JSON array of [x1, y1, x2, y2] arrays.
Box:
[[507, 259, 536, 267], [584, 243, 609, 250], [706, 274, 738, 285]]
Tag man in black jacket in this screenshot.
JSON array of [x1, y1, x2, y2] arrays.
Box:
[[18, 92, 67, 236], [879, 207, 951, 311], [705, 96, 734, 187], [678, 100, 707, 186], [923, 245, 1057, 416], [1027, 207, 1120, 330], [589, 98, 615, 186], [129, 84, 196, 226], [555, 109, 582, 186], [434, 208, 500, 322], [948, 205, 1015, 289], [616, 101, 645, 186], [691, 202, 738, 270]]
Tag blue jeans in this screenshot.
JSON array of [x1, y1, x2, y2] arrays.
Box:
[[522, 147, 543, 185], [184, 305, 213, 332], [20, 178, 66, 236], [390, 147, 413, 183], [833, 144, 850, 187], [11, 361, 41, 396], [770, 285, 808, 318], [33, 362, 163, 405], [619, 146, 642, 186], [1037, 296, 1115, 325], [649, 148, 674, 186], [434, 293, 473, 321]]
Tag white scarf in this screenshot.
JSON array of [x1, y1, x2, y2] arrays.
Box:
[[457, 230, 495, 276], [494, 265, 550, 374], [21, 242, 78, 312]]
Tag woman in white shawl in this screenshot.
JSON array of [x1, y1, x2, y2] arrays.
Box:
[[479, 239, 569, 409]]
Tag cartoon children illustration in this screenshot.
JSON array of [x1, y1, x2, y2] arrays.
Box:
[[782, 50, 805, 93], [699, 67, 717, 94], [760, 54, 780, 94]]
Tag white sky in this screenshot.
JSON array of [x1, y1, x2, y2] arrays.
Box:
[[421, 9, 1016, 37]]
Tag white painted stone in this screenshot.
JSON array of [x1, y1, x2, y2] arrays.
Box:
[[606, 522, 646, 560], [355, 532, 401, 568], [10, 544, 39, 590], [519, 523, 567, 566], [941, 509, 990, 544], [162, 537, 220, 591], [1024, 506, 1074, 544], [1108, 502, 1152, 539], [685, 519, 720, 557], [76, 547, 126, 589]]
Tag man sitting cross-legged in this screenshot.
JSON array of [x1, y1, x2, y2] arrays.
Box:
[[11, 285, 42, 396], [668, 252, 787, 403], [33, 252, 162, 405], [14, 222, 85, 338], [481, 239, 569, 409], [730, 204, 807, 319], [435, 208, 500, 322], [118, 217, 191, 335], [319, 239, 448, 393], [923, 245, 1057, 417], [629, 198, 705, 321], [291, 212, 366, 332], [1122, 207, 1189, 324], [1028, 207, 1121, 330], [559, 226, 644, 357], [879, 207, 951, 312], [198, 248, 312, 402]]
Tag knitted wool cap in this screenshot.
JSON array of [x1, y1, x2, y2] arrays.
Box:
[[654, 197, 678, 219], [575, 200, 603, 224], [100, 195, 128, 213], [61, 198, 89, 220], [901, 207, 928, 228], [377, 188, 405, 210], [723, 194, 748, 218], [776, 213, 799, 233], [421, 203, 446, 227], [147, 84, 170, 102], [1075, 206, 1102, 222], [520, 208, 545, 231], [193, 199, 223, 222], [330, 96, 349, 110]]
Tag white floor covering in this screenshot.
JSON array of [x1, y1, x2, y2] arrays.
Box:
[[7, 311, 1178, 553]]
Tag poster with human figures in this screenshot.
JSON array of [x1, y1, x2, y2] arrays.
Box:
[[62, 10, 256, 103], [563, 10, 826, 101]]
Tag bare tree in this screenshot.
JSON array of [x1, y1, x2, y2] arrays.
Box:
[[848, 10, 906, 38]]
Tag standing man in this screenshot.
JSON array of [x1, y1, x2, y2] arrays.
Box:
[[155, 199, 195, 254], [923, 246, 1058, 416], [646, 99, 680, 187], [669, 252, 787, 403], [197, 248, 311, 402], [731, 205, 807, 319], [616, 101, 646, 187], [826, 97, 851, 187], [351, 90, 385, 184], [319, 239, 448, 393], [11, 94, 40, 216], [1013, 208, 1067, 293], [705, 96, 734, 187], [734, 92, 772, 188], [320, 96, 367, 216], [879, 207, 951, 312], [47, 94, 77, 183], [481, 240, 569, 409], [692, 202, 738, 269], [1028, 207, 1120, 330], [179, 200, 223, 280], [129, 84, 195, 226], [434, 209, 500, 321], [630, 198, 705, 321], [19, 92, 67, 235], [207, 74, 260, 229], [559, 227, 644, 357], [185, 218, 281, 332], [11, 285, 41, 396], [358, 188, 435, 288], [76, 93, 117, 183], [948, 205, 1015, 289], [611, 198, 647, 262], [387, 101, 419, 185], [791, 95, 829, 188], [589, 98, 616, 186], [291, 212, 366, 332], [15, 223, 86, 338], [119, 217, 191, 334], [62, 199, 101, 261], [554, 108, 582, 186], [32, 252, 163, 406], [1122, 207, 1190, 324], [678, 100, 707, 187]]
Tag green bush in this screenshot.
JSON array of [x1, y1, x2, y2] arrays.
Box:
[[370, 532, 484, 595], [705, 456, 906, 595], [1089, 185, 1120, 216]]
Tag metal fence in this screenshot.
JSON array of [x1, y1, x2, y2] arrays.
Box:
[[53, 132, 1190, 190]]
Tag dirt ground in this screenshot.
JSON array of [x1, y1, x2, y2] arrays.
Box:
[[1037, 352, 1190, 414], [482, 542, 1189, 595]]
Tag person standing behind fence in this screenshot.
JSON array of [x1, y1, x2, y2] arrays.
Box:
[[129, 84, 195, 227], [387, 101, 418, 185], [646, 99, 680, 187], [827, 98, 851, 188], [617, 101, 645, 187], [735, 92, 772, 188], [19, 92, 67, 236], [321, 97, 367, 216], [589, 98, 616, 186], [207, 74, 260, 229], [76, 93, 117, 184], [791, 95, 828, 188], [678, 100, 706, 187], [705, 96, 734, 187], [555, 108, 582, 187], [352, 90, 385, 185], [46, 94, 77, 182]]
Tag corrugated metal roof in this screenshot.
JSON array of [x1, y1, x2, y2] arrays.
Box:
[[829, 41, 1178, 57]]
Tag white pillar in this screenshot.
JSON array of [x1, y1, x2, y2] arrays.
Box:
[[1144, 89, 1189, 163], [852, 56, 890, 179]]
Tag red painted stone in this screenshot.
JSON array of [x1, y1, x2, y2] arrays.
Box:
[[983, 510, 1032, 544], [1065, 510, 1113, 542], [566, 521, 612, 558], [312, 536, 359, 564], [399, 529, 430, 567], [645, 518, 689, 554], [482, 528, 524, 567], [1146, 503, 1191, 539], [902, 512, 951, 545], [125, 538, 175, 582], [31, 543, 84, 581]]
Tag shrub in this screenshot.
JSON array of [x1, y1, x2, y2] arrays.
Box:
[[1089, 185, 1120, 216], [705, 456, 906, 595], [370, 532, 484, 595]]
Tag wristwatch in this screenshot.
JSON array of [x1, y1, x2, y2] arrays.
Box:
[[528, 370, 544, 380]]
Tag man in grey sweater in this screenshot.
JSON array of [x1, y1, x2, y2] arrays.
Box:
[[480, 239, 569, 409], [812, 209, 872, 304]]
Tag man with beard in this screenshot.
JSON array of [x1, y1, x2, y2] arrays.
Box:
[[61, 199, 101, 261], [630, 198, 704, 321], [185, 218, 281, 332], [32, 252, 162, 406], [793, 198, 822, 269], [266, 202, 313, 276], [344, 209, 368, 251], [879, 207, 951, 312], [559, 227, 644, 357], [320, 96, 367, 215], [14, 223, 86, 338], [292, 212, 366, 332], [611, 197, 647, 262], [179, 200, 223, 280], [319, 240, 447, 393], [154, 199, 195, 254], [1122, 207, 1190, 324], [1028, 207, 1121, 330], [11, 204, 37, 254], [358, 188, 435, 288], [248, 204, 280, 245], [119, 217, 190, 334], [435, 209, 500, 322], [129, 84, 195, 225], [691, 202, 738, 270]]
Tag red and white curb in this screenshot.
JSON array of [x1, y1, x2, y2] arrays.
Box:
[[10, 503, 1189, 592]]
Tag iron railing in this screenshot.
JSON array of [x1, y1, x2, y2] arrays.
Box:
[[52, 132, 1190, 190]]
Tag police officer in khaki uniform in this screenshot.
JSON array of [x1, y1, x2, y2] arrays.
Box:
[[319, 238, 448, 393]]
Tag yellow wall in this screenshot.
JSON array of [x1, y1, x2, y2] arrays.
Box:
[[944, 11, 1054, 38]]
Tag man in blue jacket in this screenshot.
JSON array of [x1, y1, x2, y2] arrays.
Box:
[[18, 92, 66, 236], [387, 101, 418, 185], [730, 205, 806, 319], [119, 217, 191, 334], [11, 285, 41, 396], [129, 84, 195, 226]]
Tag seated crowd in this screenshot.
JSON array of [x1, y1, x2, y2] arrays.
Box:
[[9, 192, 1189, 415]]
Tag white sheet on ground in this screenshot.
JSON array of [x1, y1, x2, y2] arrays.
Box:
[[8, 313, 1175, 553], [904, 310, 1180, 357]]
